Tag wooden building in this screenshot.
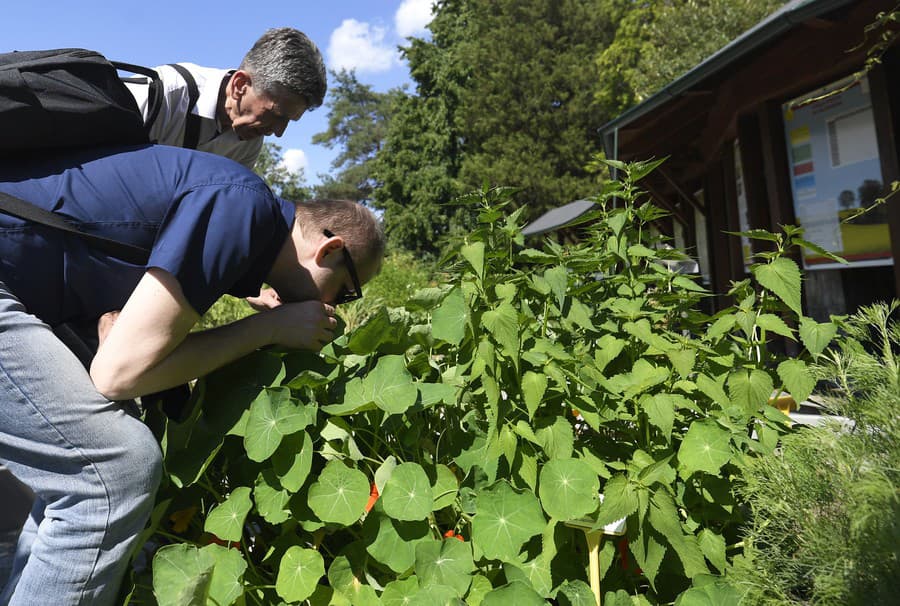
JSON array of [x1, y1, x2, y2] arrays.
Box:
[[595, 0, 900, 320]]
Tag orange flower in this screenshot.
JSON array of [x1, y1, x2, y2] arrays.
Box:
[[365, 483, 379, 513]]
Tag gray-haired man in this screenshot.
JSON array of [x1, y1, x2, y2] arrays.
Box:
[[125, 27, 327, 168]]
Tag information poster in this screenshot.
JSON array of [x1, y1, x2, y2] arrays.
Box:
[[782, 75, 892, 269]]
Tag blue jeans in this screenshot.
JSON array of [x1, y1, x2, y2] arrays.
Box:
[[0, 282, 162, 605]]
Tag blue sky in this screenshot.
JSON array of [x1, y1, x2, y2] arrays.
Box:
[[4, 0, 433, 184]]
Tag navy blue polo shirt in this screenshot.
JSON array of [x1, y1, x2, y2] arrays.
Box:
[[0, 144, 295, 326]]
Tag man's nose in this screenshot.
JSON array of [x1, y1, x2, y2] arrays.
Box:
[[272, 119, 289, 138]]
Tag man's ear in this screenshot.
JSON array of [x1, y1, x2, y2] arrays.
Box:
[[229, 70, 252, 99], [314, 233, 344, 266]]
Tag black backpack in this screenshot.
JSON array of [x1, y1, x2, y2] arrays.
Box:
[[0, 47, 201, 155]]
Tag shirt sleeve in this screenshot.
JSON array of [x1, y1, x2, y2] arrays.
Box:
[[146, 183, 283, 315]]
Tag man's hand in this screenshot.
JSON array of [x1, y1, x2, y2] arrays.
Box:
[[97, 311, 120, 346], [264, 300, 337, 351], [246, 287, 282, 311]]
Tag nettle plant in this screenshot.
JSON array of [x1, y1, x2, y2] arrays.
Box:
[[128, 160, 841, 605]]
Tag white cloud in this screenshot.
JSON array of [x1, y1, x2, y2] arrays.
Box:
[[395, 0, 434, 38], [328, 19, 397, 73], [280, 148, 308, 176]]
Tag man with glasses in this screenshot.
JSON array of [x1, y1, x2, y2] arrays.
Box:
[[0, 143, 384, 605]]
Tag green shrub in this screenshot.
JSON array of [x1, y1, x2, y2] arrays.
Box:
[[125, 160, 840, 605], [732, 303, 900, 605]]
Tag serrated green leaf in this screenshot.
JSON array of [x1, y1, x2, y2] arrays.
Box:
[[204, 487, 252, 543], [696, 373, 731, 408], [432, 287, 468, 345], [641, 394, 676, 438], [462, 241, 485, 279], [727, 368, 774, 413], [308, 460, 370, 525], [648, 492, 708, 578], [753, 257, 802, 316], [777, 359, 815, 403], [755, 313, 795, 340], [521, 371, 548, 420], [697, 529, 727, 572], [706, 314, 735, 340], [482, 302, 520, 358], [678, 421, 732, 475], [472, 481, 546, 562], [544, 266, 568, 310], [629, 529, 666, 588], [538, 458, 599, 520], [799, 317, 837, 356], [276, 546, 324, 603], [535, 416, 574, 460], [594, 475, 638, 528]]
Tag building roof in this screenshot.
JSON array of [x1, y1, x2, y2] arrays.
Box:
[[599, 0, 858, 139]]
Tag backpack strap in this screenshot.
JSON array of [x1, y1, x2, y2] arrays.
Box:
[[166, 63, 201, 150], [112, 61, 164, 136], [0, 191, 150, 265]]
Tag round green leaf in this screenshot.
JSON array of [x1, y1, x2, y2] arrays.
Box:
[[382, 462, 434, 521], [308, 460, 370, 525], [431, 464, 459, 510], [244, 388, 315, 462], [204, 486, 252, 543], [538, 458, 599, 520], [276, 546, 325, 604], [555, 580, 598, 606], [472, 481, 546, 562], [327, 547, 381, 604], [381, 577, 420, 606], [152, 544, 213, 606], [414, 538, 475, 597], [481, 581, 546, 606], [253, 470, 291, 525], [272, 430, 313, 493], [505, 557, 552, 597], [364, 355, 419, 414], [678, 421, 732, 475], [363, 508, 431, 573], [199, 543, 248, 606]]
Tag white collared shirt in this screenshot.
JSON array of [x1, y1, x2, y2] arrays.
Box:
[[124, 63, 262, 169]]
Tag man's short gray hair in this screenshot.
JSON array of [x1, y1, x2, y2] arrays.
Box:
[[240, 27, 327, 109]]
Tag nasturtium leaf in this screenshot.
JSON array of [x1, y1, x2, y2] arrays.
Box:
[[276, 546, 325, 603], [363, 508, 431, 573], [753, 257, 802, 316], [381, 577, 419, 606], [544, 265, 569, 310], [323, 376, 377, 416], [799, 317, 838, 356], [328, 546, 380, 604], [481, 581, 546, 606], [432, 287, 467, 345], [432, 464, 459, 510], [777, 359, 815, 404], [481, 302, 520, 358], [555, 580, 597, 606], [409, 584, 463, 606], [308, 460, 370, 525], [253, 470, 291, 524], [594, 475, 638, 528], [466, 574, 494, 606], [382, 462, 434, 521], [272, 430, 313, 493], [419, 382, 457, 408], [521, 371, 548, 420], [506, 557, 553, 597], [204, 486, 252, 543], [152, 544, 213, 606], [414, 537, 475, 597], [461, 241, 485, 280], [472, 481, 546, 562], [454, 434, 499, 482], [364, 354, 419, 415], [674, 579, 743, 606], [727, 368, 774, 413], [244, 388, 315, 462], [538, 458, 600, 520], [678, 421, 732, 476], [199, 543, 247, 606]]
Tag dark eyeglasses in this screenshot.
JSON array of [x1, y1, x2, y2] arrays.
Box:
[[323, 229, 362, 305]]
